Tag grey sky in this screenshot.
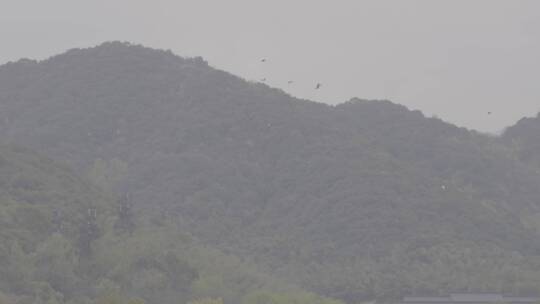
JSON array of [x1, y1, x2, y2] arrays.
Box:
[[1, 0, 539, 133]]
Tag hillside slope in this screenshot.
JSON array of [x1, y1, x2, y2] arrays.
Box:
[[2, 42, 540, 300], [502, 114, 540, 169], [0, 144, 327, 304], [0, 144, 110, 302]]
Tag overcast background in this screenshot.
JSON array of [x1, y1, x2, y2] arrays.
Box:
[[1, 0, 539, 133]]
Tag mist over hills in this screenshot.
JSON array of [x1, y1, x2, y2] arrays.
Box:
[[2, 42, 540, 303]]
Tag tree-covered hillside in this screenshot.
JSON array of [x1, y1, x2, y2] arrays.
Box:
[[502, 114, 540, 169], [0, 145, 336, 304], [2, 42, 540, 302]]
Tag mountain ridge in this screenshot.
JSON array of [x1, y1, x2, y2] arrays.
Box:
[[2, 42, 540, 301]]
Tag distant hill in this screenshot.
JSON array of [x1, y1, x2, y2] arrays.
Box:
[[2, 42, 540, 301], [502, 114, 540, 169]]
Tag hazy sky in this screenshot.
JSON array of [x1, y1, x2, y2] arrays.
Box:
[[1, 0, 539, 133]]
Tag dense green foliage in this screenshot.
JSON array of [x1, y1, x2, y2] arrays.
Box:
[[0, 145, 318, 304], [3, 42, 540, 302]]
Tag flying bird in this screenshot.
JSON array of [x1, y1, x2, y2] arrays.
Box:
[[288, 80, 294, 84], [315, 83, 322, 89], [488, 111, 492, 115], [260, 58, 267, 62]]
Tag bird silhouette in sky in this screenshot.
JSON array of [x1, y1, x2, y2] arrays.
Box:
[[288, 80, 294, 84], [315, 83, 322, 89], [260, 58, 267, 63]]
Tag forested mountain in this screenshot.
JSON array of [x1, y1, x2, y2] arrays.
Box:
[[502, 114, 540, 169], [2, 42, 540, 303]]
